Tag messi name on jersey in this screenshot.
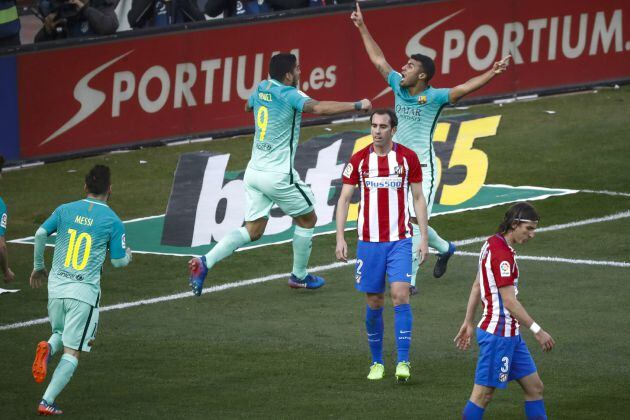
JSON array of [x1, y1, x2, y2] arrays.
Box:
[[365, 176, 403, 189]]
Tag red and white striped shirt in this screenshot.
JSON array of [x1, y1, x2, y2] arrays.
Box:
[[342, 143, 422, 242], [478, 234, 521, 337]]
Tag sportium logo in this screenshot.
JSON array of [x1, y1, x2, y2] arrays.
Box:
[[161, 115, 501, 247], [406, 8, 626, 74], [40, 48, 338, 146]]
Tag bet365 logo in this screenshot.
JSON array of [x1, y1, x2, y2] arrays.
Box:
[[351, 115, 501, 206]]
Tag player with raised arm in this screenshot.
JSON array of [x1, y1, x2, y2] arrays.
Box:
[[351, 3, 510, 293], [29, 165, 132, 416], [336, 109, 429, 382], [454, 202, 554, 420], [188, 52, 372, 295]]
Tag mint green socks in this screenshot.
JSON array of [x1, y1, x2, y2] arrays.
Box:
[[42, 354, 78, 404], [428, 226, 449, 254], [48, 334, 63, 356], [410, 224, 450, 287], [203, 227, 251, 270], [292, 226, 314, 280]]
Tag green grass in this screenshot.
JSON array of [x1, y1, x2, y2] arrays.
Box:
[[0, 87, 629, 418]]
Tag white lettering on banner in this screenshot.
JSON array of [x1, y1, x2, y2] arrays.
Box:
[[174, 63, 197, 108], [192, 154, 245, 246], [40, 50, 135, 146], [222, 57, 233, 103], [502, 23, 524, 64], [411, 9, 626, 75], [589, 10, 623, 55], [304, 139, 345, 226], [549, 17, 559, 60], [467, 25, 499, 71], [442, 30, 464, 74], [42, 45, 341, 145], [528, 19, 547, 62], [190, 140, 346, 244], [138, 65, 170, 113], [237, 53, 264, 100], [562, 14, 588, 59], [112, 71, 135, 117], [201, 59, 221, 104]]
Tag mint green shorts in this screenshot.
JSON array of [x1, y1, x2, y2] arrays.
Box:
[[243, 167, 315, 221], [48, 298, 99, 352]]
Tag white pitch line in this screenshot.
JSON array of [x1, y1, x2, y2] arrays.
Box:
[[582, 189, 630, 197], [454, 210, 630, 247], [455, 251, 630, 268], [3, 210, 629, 332], [2, 250, 628, 332], [0, 260, 351, 332]]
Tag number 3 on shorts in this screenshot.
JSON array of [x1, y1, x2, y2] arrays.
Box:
[[500, 356, 510, 373], [257, 106, 269, 141]]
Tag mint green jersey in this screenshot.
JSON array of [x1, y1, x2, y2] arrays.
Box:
[[247, 79, 311, 175], [41, 198, 126, 306], [0, 197, 6, 237], [388, 71, 451, 166]]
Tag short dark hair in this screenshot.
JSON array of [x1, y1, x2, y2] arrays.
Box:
[[370, 109, 398, 128], [85, 165, 111, 195], [410, 54, 436, 82], [269, 53, 297, 82], [497, 202, 540, 234]]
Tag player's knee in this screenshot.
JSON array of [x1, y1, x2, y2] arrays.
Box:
[[529, 379, 544, 398], [390, 287, 410, 305], [64, 347, 80, 359], [366, 294, 384, 309], [249, 230, 264, 241]]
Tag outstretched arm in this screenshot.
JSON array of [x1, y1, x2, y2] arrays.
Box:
[[303, 99, 371, 116], [351, 2, 393, 81], [449, 55, 511, 103]]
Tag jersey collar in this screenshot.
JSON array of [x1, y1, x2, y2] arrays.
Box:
[[83, 198, 109, 207]]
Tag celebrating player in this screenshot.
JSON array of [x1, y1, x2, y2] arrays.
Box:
[[454, 202, 554, 419], [351, 3, 510, 292], [336, 109, 429, 382], [0, 155, 15, 283], [29, 165, 132, 416], [188, 52, 372, 295]]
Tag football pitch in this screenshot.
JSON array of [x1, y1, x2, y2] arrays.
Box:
[[1, 86, 629, 418]]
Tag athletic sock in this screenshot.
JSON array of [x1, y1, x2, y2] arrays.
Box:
[[365, 306, 384, 365], [48, 334, 62, 356], [410, 224, 421, 287], [524, 399, 547, 420], [463, 400, 485, 419], [203, 227, 251, 270], [42, 354, 78, 404], [291, 226, 314, 280], [428, 226, 449, 254], [394, 304, 412, 362]]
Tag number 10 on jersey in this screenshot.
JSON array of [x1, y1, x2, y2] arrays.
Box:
[[64, 228, 92, 270]]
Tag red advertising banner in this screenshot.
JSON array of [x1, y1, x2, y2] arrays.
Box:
[[18, 0, 630, 159]]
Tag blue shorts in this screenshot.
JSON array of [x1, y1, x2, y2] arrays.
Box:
[[355, 238, 412, 294], [474, 328, 537, 389]]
